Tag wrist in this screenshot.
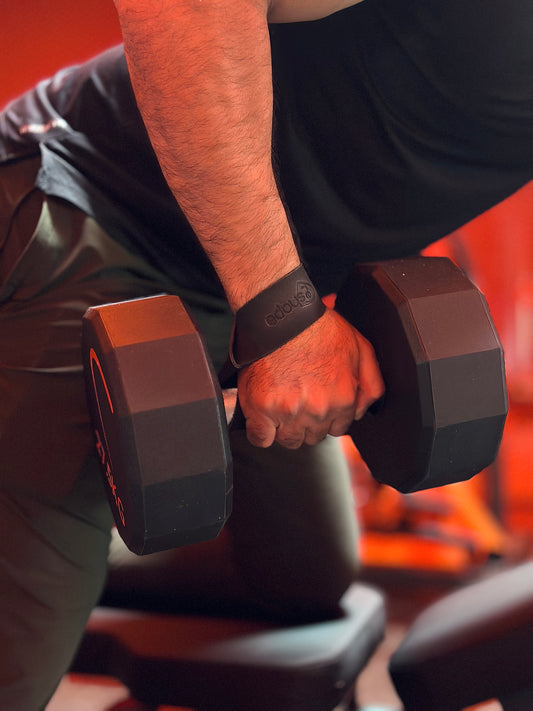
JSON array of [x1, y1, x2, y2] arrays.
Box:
[[223, 237, 301, 311], [229, 264, 326, 368]]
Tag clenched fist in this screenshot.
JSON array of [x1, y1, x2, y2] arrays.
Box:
[[237, 308, 385, 449]]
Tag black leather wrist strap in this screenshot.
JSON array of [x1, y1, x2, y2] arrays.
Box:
[[228, 264, 326, 369]]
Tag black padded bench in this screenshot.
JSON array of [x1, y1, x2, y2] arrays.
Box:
[[390, 561, 533, 711], [71, 582, 386, 711]]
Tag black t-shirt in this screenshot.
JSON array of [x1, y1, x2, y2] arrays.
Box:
[[270, 0, 533, 290], [2, 0, 532, 296]]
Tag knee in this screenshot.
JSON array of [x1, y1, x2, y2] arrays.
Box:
[[236, 543, 359, 622], [228, 433, 361, 621]]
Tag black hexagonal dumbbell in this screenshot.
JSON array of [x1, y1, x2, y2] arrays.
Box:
[[336, 256, 508, 492], [82, 256, 508, 554], [82, 294, 233, 555]]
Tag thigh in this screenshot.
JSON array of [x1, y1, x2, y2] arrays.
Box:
[[0, 173, 203, 708], [227, 431, 360, 620], [0, 201, 114, 709]]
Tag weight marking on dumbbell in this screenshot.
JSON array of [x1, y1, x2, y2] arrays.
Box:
[[94, 429, 125, 527], [89, 347, 126, 527]]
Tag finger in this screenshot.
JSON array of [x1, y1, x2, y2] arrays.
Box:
[[245, 416, 278, 448], [274, 426, 306, 450], [277, 413, 336, 448], [303, 426, 330, 446], [328, 411, 357, 437]]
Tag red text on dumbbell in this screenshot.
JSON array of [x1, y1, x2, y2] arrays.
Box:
[[94, 429, 125, 527], [89, 347, 126, 527]]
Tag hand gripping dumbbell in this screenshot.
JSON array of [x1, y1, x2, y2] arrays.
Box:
[[82, 256, 508, 555]]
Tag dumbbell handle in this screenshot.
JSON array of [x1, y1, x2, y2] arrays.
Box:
[[222, 388, 238, 424]]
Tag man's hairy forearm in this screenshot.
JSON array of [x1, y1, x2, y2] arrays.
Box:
[[114, 0, 300, 310], [114, 0, 384, 449]]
